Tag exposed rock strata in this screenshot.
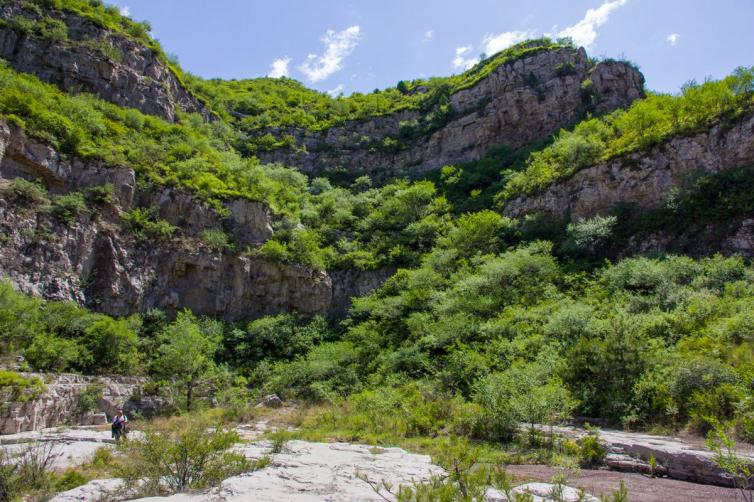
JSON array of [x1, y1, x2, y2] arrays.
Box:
[[0, 0, 207, 121], [0, 122, 383, 320], [502, 113, 754, 224], [0, 373, 144, 434], [258, 48, 644, 178]]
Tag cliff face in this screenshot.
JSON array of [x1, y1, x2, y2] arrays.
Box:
[[0, 122, 379, 321], [257, 48, 644, 178], [0, 372, 148, 433], [0, 1, 207, 122], [501, 112, 754, 257]]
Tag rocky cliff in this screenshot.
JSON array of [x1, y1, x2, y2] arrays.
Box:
[[0, 0, 207, 122], [501, 112, 754, 256], [257, 48, 644, 178], [0, 121, 380, 321], [0, 372, 144, 434]]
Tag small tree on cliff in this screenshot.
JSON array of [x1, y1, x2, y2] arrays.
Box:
[[152, 311, 220, 411]]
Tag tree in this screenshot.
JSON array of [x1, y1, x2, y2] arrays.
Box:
[[152, 312, 219, 411], [83, 316, 141, 373]]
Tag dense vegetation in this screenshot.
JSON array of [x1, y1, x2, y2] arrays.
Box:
[[2, 231, 753, 442], [0, 8, 754, 500]]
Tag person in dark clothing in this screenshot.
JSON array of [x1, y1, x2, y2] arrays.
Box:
[[111, 408, 128, 441]]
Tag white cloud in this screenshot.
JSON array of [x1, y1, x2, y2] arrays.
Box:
[[423, 30, 434, 42], [299, 25, 361, 82], [268, 57, 291, 78], [327, 84, 345, 97], [482, 30, 531, 55], [666, 33, 679, 46], [453, 46, 479, 70], [453, 45, 479, 70], [558, 0, 627, 48], [119, 5, 130, 16]]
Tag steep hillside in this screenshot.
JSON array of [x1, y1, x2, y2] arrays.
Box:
[[0, 3, 646, 321], [0, 0, 207, 121], [252, 47, 643, 178]]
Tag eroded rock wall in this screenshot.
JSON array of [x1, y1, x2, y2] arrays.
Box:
[[0, 372, 143, 434], [501, 112, 754, 256], [0, 122, 371, 320], [0, 0, 208, 121], [258, 48, 644, 178]]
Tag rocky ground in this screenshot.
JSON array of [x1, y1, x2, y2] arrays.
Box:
[[0, 419, 741, 501]]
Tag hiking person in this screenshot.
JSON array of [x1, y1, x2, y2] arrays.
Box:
[[111, 408, 128, 441]]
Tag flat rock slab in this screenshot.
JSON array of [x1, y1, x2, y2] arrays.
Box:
[[487, 482, 599, 502], [0, 426, 114, 445], [50, 479, 125, 502], [133, 440, 446, 501], [0, 427, 143, 470]]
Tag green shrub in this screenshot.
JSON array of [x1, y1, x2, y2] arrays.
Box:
[[0, 371, 45, 402], [578, 432, 606, 467], [90, 446, 114, 469], [256, 239, 288, 261], [563, 215, 616, 255], [24, 333, 83, 372], [50, 192, 86, 224], [122, 208, 177, 241], [201, 229, 232, 251], [117, 416, 254, 494], [53, 469, 88, 492], [37, 16, 68, 41], [555, 62, 576, 77], [75, 383, 104, 416], [2, 178, 48, 205], [86, 183, 115, 205]]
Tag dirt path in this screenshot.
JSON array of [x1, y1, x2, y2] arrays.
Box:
[[507, 464, 744, 502]]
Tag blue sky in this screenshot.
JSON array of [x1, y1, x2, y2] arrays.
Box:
[[110, 0, 753, 96]]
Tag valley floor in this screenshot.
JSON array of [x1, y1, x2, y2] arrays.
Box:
[[4, 412, 748, 502]]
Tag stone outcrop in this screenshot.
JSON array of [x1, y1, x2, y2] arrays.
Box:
[[258, 47, 644, 178], [551, 425, 754, 488], [0, 0, 208, 122], [0, 121, 382, 320], [502, 112, 754, 224], [0, 372, 144, 434]]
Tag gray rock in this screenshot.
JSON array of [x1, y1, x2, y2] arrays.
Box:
[[256, 394, 283, 409], [0, 372, 145, 434], [0, 121, 345, 321], [550, 425, 754, 488], [488, 482, 599, 502]]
